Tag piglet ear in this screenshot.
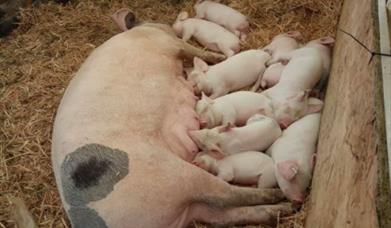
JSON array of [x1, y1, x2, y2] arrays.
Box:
[[278, 117, 292, 129], [201, 92, 214, 104], [306, 98, 323, 114], [290, 90, 309, 102], [218, 122, 234, 133], [199, 119, 207, 128], [193, 57, 209, 73], [286, 31, 301, 38], [177, 11, 189, 21], [192, 160, 201, 167], [319, 36, 335, 45], [209, 145, 225, 160], [263, 48, 272, 55], [277, 160, 299, 181]]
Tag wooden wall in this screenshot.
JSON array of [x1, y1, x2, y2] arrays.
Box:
[[305, 0, 391, 227]]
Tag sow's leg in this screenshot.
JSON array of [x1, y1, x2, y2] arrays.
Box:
[[184, 169, 295, 227]]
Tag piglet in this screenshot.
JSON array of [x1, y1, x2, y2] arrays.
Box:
[[306, 36, 335, 98], [268, 46, 324, 90], [189, 50, 270, 98], [259, 31, 301, 89], [194, 0, 249, 41], [262, 45, 324, 129], [192, 151, 277, 188], [195, 91, 274, 128], [173, 11, 240, 57], [263, 86, 323, 129], [262, 31, 301, 63], [189, 114, 282, 159], [266, 113, 321, 203]]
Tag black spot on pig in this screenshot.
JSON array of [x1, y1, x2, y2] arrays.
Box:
[[71, 156, 112, 189], [68, 206, 108, 228], [61, 144, 129, 206]]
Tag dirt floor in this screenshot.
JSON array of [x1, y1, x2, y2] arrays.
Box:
[[0, 0, 343, 227]]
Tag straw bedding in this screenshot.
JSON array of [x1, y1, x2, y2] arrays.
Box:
[[0, 0, 342, 227]]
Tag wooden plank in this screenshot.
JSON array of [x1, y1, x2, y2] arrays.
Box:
[[304, 0, 389, 227], [378, 0, 391, 188], [374, 1, 391, 227]]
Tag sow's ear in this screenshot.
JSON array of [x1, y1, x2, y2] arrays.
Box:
[[194, 57, 209, 73], [306, 98, 323, 114], [111, 8, 137, 31], [277, 160, 299, 181]]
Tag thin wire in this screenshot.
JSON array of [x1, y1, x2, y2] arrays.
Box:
[[338, 28, 391, 63]]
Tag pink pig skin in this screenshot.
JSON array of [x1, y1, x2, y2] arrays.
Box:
[[266, 113, 321, 203], [194, 0, 249, 41], [52, 11, 293, 228]]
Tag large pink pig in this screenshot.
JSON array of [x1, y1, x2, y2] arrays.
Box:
[[266, 113, 321, 203], [51, 9, 293, 228]]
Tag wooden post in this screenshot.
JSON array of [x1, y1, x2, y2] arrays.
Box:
[[305, 0, 391, 227]]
